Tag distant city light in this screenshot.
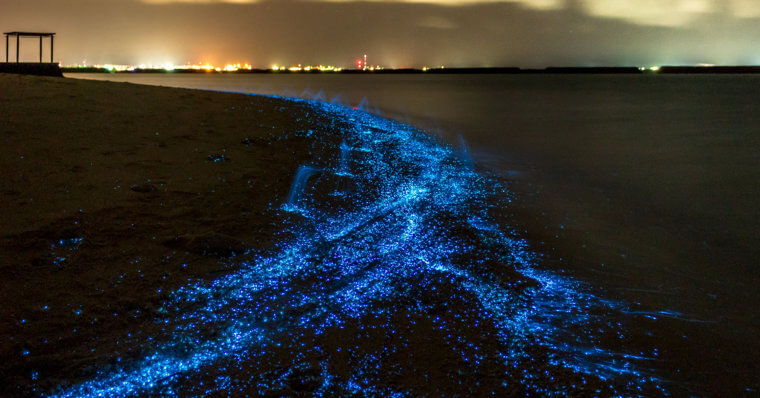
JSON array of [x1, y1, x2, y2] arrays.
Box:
[[61, 59, 383, 73], [63, 55, 387, 73]]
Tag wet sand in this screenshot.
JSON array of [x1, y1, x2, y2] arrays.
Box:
[[1, 74, 660, 396]]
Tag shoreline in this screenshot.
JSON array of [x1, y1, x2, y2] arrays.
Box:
[[1, 74, 340, 394], [1, 74, 660, 396]]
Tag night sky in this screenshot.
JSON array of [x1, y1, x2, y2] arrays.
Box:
[[2, 0, 760, 68]]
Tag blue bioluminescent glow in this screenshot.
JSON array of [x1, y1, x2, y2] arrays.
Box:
[[50, 97, 664, 397], [337, 140, 352, 176], [456, 134, 474, 170], [285, 165, 322, 209]]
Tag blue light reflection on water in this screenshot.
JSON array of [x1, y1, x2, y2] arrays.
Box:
[[51, 97, 663, 397]]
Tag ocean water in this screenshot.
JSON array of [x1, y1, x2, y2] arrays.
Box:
[[68, 72, 760, 394]]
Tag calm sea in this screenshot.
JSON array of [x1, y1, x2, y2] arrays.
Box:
[[68, 72, 760, 394]]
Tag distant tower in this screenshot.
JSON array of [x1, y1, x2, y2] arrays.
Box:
[[363, 54, 367, 71]]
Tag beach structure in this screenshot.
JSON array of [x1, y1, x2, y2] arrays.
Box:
[[5, 31, 55, 63], [1, 31, 62, 76]]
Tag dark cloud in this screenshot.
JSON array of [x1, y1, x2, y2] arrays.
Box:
[[1, 0, 758, 66]]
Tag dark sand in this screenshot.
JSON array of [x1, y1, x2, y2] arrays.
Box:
[[0, 74, 339, 394]]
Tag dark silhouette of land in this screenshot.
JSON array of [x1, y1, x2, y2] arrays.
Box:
[[0, 62, 62, 76], [58, 65, 760, 75]]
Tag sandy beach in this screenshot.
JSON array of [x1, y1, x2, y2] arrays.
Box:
[[1, 74, 662, 396], [0, 74, 340, 394]]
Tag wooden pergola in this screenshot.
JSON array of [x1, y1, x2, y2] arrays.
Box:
[[4, 32, 55, 63]]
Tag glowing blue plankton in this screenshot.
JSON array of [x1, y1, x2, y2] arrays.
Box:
[[51, 97, 663, 397]]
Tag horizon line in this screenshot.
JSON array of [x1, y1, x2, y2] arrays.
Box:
[[57, 64, 760, 75]]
